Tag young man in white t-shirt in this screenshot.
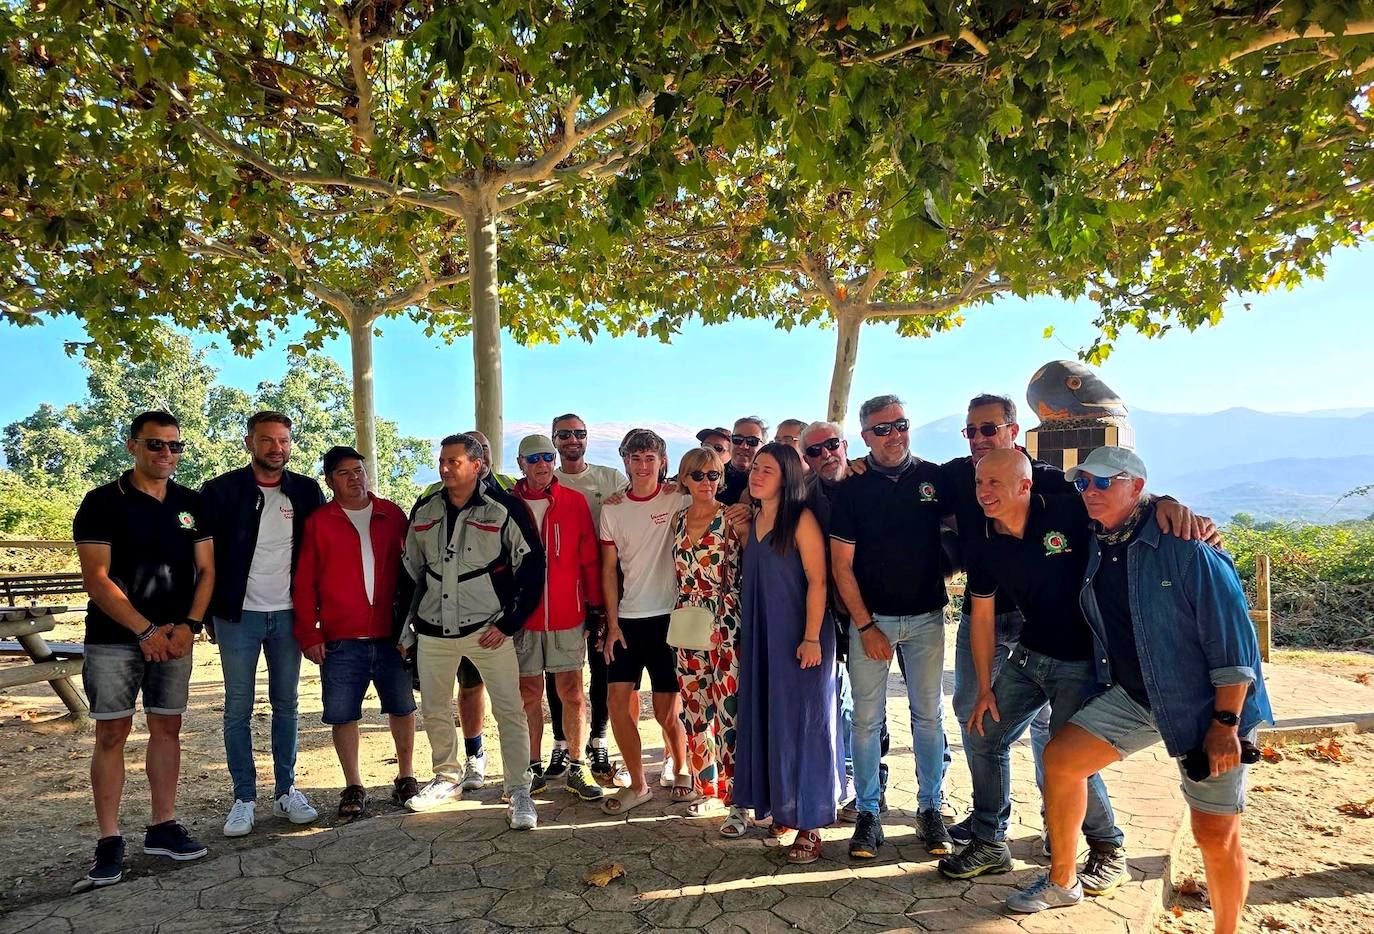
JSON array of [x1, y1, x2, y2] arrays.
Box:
[[546, 413, 629, 783], [598, 428, 688, 813]]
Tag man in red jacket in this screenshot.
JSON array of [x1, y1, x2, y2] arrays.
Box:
[[293, 446, 417, 818], [512, 434, 606, 802]]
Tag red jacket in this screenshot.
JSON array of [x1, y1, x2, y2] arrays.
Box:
[[293, 494, 408, 651], [513, 477, 602, 632]]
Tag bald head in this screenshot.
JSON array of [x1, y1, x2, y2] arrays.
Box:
[[975, 448, 1033, 525]]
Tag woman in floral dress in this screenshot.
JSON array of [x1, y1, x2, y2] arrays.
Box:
[[670, 447, 748, 837]]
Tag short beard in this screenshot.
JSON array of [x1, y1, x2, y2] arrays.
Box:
[[252, 452, 286, 473]]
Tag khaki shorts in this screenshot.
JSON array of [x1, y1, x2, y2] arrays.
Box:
[[515, 625, 587, 677]]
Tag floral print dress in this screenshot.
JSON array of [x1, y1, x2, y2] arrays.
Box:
[[672, 506, 743, 801]]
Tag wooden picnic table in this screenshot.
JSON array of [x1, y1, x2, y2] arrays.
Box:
[[0, 603, 88, 718]]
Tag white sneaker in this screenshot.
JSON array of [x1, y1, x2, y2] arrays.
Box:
[[507, 788, 538, 831], [460, 753, 487, 792], [660, 755, 676, 788], [273, 787, 318, 825], [406, 777, 463, 812], [223, 799, 255, 837]]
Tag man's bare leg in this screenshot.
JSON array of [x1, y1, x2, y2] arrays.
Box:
[[1191, 809, 1248, 934], [459, 683, 485, 743], [389, 713, 416, 778], [145, 714, 182, 825], [1042, 725, 1121, 888], [332, 722, 363, 786], [92, 717, 133, 837], [651, 692, 687, 774], [608, 683, 647, 793], [554, 670, 587, 755]]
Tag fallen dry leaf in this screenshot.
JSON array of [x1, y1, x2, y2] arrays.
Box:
[[1336, 798, 1374, 818], [1170, 905, 1184, 918], [1260, 917, 1292, 930], [1260, 744, 1285, 763], [1306, 738, 1352, 763], [1354, 672, 1372, 686], [582, 860, 626, 887], [1177, 876, 1205, 897]]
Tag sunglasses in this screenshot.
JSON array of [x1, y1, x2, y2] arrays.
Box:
[[134, 438, 186, 454], [961, 422, 1011, 439], [701, 442, 729, 454], [1073, 473, 1131, 492], [687, 470, 722, 482], [804, 437, 843, 458], [731, 435, 762, 447], [865, 418, 909, 437], [523, 452, 556, 464], [554, 429, 587, 440]]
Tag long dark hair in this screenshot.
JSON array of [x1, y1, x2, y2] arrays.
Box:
[[754, 442, 809, 556]]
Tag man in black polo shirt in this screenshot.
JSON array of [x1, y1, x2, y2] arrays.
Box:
[[936, 449, 1128, 894], [72, 411, 215, 890], [717, 416, 765, 505], [831, 394, 952, 860]]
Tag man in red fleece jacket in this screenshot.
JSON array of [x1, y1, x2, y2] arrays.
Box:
[[293, 446, 416, 818], [512, 434, 606, 803]]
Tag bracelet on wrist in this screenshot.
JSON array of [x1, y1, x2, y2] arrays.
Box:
[[857, 621, 874, 633], [137, 622, 159, 643], [802, 638, 820, 644]]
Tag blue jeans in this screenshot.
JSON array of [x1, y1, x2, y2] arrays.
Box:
[[966, 646, 1123, 847], [837, 664, 891, 796], [954, 610, 1051, 791], [850, 610, 950, 813], [217, 609, 301, 802]]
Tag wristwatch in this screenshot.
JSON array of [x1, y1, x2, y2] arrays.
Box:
[[1212, 709, 1240, 727], [182, 618, 204, 636]]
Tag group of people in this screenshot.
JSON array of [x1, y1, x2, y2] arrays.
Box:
[[69, 397, 1270, 934]]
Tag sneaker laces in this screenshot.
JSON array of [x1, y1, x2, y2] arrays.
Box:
[[1022, 874, 1054, 897], [281, 787, 309, 809], [228, 800, 254, 821]]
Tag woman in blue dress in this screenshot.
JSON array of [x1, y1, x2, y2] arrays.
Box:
[[733, 442, 845, 863]]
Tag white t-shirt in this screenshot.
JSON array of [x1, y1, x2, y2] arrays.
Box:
[[343, 502, 375, 605], [525, 497, 550, 532], [598, 485, 690, 619], [243, 483, 294, 611], [556, 463, 627, 531]]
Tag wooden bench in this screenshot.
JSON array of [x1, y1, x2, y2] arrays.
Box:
[[0, 571, 85, 606], [0, 604, 88, 718]]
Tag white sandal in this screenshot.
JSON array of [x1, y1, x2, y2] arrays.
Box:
[[719, 805, 750, 838], [687, 796, 723, 817]]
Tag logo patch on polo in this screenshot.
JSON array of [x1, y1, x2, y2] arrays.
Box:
[[177, 511, 196, 530], [1043, 531, 1069, 555], [918, 481, 936, 502]]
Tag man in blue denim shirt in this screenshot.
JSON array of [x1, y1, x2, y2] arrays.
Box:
[[1007, 447, 1273, 934]]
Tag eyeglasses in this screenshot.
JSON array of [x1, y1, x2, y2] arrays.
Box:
[[864, 418, 909, 437], [776, 435, 799, 445], [804, 437, 843, 458], [1073, 473, 1131, 492], [731, 434, 762, 447], [961, 422, 1011, 439], [554, 429, 587, 440], [134, 438, 186, 454], [701, 442, 729, 454], [687, 470, 722, 482], [523, 452, 556, 464]]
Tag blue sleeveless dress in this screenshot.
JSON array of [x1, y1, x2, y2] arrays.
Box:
[[732, 525, 845, 830]]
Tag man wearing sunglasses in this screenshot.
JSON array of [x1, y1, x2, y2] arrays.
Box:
[[774, 418, 810, 473], [1007, 448, 1271, 934], [830, 395, 954, 860], [510, 434, 607, 802], [74, 411, 215, 888], [717, 416, 767, 505], [549, 414, 629, 783], [201, 411, 326, 838]]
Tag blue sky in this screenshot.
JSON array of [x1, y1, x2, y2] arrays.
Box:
[[3, 244, 1371, 440]]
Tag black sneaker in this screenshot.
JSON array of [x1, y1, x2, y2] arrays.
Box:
[[919, 808, 954, 856], [948, 814, 975, 847], [529, 762, 548, 795], [848, 811, 885, 860], [587, 744, 613, 782], [84, 836, 124, 887], [142, 821, 208, 861], [1079, 843, 1129, 896], [937, 838, 1013, 879], [545, 745, 570, 779]]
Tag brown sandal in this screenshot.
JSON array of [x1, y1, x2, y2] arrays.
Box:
[[338, 784, 368, 818], [769, 822, 793, 839], [786, 829, 823, 864]]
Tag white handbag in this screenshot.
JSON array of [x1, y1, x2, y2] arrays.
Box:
[[666, 514, 734, 651]]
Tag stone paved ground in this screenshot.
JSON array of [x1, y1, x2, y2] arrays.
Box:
[[1, 659, 1362, 934]]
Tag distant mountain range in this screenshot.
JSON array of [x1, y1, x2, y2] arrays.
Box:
[[420, 409, 1374, 525]]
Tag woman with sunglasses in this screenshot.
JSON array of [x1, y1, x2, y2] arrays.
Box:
[[733, 443, 845, 863], [669, 447, 747, 832]]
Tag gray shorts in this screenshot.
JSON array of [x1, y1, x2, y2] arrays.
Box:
[[83, 643, 193, 720], [1070, 684, 1252, 815], [514, 625, 587, 677]]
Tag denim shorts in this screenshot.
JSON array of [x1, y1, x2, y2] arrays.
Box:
[[1070, 684, 1252, 815], [83, 643, 193, 720], [321, 638, 417, 724]]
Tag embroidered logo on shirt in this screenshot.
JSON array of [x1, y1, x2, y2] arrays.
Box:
[[651, 511, 670, 526], [1043, 531, 1069, 555], [918, 481, 936, 502], [279, 505, 294, 519], [177, 511, 196, 530]]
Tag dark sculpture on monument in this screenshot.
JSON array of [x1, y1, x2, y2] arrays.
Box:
[[1023, 360, 1135, 471]]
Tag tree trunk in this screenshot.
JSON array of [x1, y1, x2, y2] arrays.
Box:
[[827, 310, 864, 427], [348, 312, 378, 476], [464, 197, 504, 470]]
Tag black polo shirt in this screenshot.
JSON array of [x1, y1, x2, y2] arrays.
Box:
[[965, 495, 1095, 661], [941, 450, 1075, 616], [716, 462, 750, 506], [72, 471, 211, 645], [1092, 527, 1151, 708], [830, 458, 948, 617]]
